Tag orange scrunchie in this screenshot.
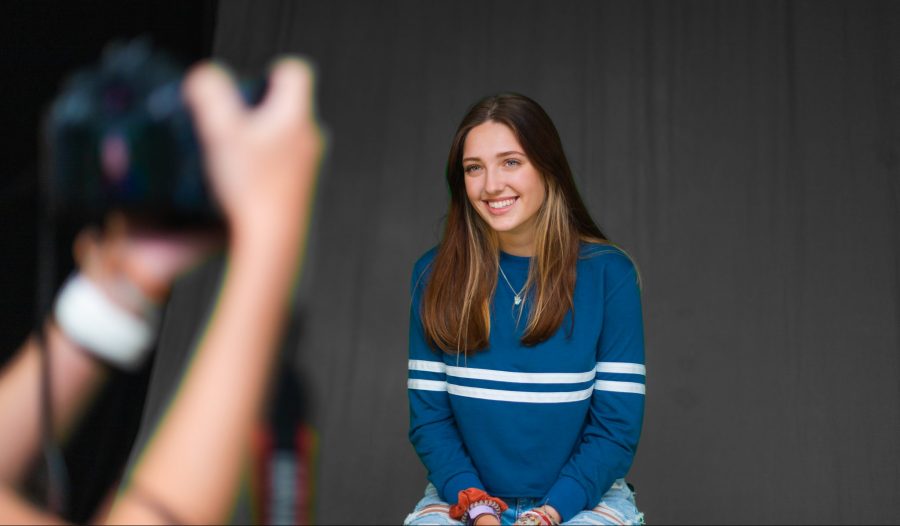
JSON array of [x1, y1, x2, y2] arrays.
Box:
[[448, 487, 509, 521]]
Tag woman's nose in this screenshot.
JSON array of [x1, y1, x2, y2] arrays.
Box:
[[483, 168, 505, 195]]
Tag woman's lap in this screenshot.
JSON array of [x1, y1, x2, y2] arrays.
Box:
[[403, 483, 459, 525], [565, 480, 644, 525], [403, 480, 644, 525]]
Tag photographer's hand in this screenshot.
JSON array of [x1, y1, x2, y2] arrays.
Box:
[[185, 59, 322, 246], [76, 213, 221, 307], [105, 58, 322, 524], [0, 56, 321, 526], [0, 219, 220, 524]]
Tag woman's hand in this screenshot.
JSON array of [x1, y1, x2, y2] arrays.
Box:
[[475, 512, 502, 525], [537, 505, 560, 524], [512, 505, 561, 525]]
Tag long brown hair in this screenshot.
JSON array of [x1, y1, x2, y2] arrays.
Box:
[[421, 93, 608, 354]]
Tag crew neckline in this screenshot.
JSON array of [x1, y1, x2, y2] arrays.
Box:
[[499, 250, 532, 269]]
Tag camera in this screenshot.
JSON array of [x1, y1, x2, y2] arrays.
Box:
[[45, 39, 265, 229]]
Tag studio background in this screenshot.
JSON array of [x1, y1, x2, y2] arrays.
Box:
[[150, 1, 899, 523], [2, 1, 898, 524]]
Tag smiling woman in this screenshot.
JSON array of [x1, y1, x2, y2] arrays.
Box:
[[404, 94, 646, 525], [462, 122, 547, 256]]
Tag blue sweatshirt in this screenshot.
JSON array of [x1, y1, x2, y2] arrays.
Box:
[[407, 243, 645, 522]]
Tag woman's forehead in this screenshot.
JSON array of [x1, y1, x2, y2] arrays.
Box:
[[463, 121, 524, 159]]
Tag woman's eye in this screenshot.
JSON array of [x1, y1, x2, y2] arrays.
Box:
[[504, 159, 521, 167], [464, 165, 481, 174]]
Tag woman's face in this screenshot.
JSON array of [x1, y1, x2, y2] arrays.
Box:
[[462, 121, 546, 254]]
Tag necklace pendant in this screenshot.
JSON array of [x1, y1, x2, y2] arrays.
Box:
[[514, 295, 522, 306]]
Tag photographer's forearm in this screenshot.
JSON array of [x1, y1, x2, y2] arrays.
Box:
[[109, 218, 306, 524], [102, 58, 319, 524], [0, 485, 68, 525], [0, 323, 107, 484]]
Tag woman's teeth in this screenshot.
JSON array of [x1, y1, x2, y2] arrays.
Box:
[[488, 198, 516, 209]]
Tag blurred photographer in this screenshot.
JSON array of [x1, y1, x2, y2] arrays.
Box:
[[0, 56, 322, 524]]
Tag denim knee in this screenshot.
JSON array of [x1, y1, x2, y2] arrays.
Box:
[[565, 479, 644, 525], [404, 483, 463, 525]]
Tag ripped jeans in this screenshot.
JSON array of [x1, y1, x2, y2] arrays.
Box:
[[404, 479, 645, 525]]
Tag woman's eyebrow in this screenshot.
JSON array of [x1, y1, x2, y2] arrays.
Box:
[[463, 151, 526, 163], [495, 150, 525, 158]]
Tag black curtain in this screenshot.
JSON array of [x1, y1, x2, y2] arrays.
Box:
[[0, 2, 218, 522], [133, 1, 900, 523]]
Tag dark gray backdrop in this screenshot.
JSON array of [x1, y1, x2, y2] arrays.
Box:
[[134, 1, 900, 523]]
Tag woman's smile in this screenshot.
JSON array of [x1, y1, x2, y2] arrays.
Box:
[[485, 196, 518, 214]]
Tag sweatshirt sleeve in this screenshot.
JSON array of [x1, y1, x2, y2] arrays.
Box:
[[407, 253, 486, 504], [543, 253, 646, 521]]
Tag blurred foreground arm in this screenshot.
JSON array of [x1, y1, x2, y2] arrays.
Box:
[[105, 59, 322, 524]]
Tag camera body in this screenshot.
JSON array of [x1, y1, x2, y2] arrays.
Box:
[[46, 39, 264, 229]]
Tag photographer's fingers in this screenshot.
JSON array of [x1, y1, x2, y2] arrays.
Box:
[[259, 58, 316, 125], [183, 63, 244, 145], [119, 230, 222, 303], [181, 56, 322, 238]]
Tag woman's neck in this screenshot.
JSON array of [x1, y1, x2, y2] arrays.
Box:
[[498, 232, 535, 257]]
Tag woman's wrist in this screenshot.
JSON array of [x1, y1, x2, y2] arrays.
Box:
[[466, 504, 500, 526], [449, 488, 509, 525], [472, 509, 501, 525]]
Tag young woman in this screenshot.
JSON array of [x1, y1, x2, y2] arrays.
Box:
[[405, 94, 645, 526]]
